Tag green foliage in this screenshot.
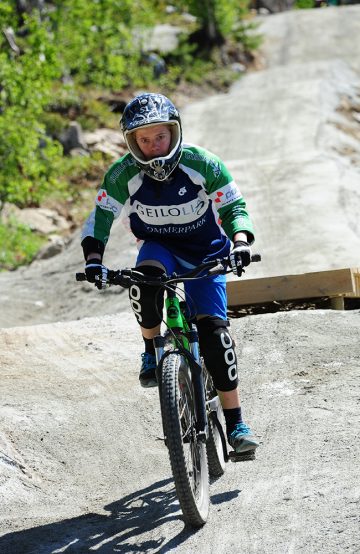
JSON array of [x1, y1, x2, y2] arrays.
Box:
[[0, 218, 46, 270], [78, 96, 119, 131], [0, 2, 16, 28], [56, 154, 98, 185], [0, 0, 262, 265], [172, 0, 257, 47], [41, 112, 67, 137], [174, 0, 232, 38], [233, 20, 263, 53], [294, 0, 315, 7], [0, 7, 65, 208], [50, 0, 160, 89], [163, 33, 200, 82], [0, 0, 168, 214]]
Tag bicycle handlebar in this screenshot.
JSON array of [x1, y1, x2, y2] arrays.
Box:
[[75, 254, 261, 288]]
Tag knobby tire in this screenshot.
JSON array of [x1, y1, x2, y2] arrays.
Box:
[[161, 352, 209, 527]]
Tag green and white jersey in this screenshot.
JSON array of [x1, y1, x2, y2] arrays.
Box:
[[82, 144, 254, 264]]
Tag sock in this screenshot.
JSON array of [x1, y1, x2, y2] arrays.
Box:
[[223, 407, 243, 437], [143, 337, 155, 356]]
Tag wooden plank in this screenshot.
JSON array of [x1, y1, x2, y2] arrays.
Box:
[[227, 268, 358, 307], [348, 267, 360, 297], [330, 297, 345, 310]]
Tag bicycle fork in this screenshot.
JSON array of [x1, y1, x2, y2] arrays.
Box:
[[153, 330, 209, 444], [187, 328, 208, 442]]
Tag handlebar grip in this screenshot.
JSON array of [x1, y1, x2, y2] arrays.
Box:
[[251, 253, 261, 263], [75, 270, 127, 286]]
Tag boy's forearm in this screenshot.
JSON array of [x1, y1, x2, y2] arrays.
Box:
[[86, 253, 102, 261], [233, 231, 250, 243]]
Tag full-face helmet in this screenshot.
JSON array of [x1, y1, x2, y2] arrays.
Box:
[[120, 93, 182, 181]]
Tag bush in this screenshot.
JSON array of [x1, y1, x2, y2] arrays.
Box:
[[0, 218, 46, 270], [0, 0, 262, 218], [50, 0, 159, 89], [0, 10, 64, 209], [295, 0, 315, 7], [173, 0, 259, 48]]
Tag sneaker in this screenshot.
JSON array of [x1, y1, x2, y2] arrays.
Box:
[[139, 353, 157, 388], [228, 422, 259, 454]]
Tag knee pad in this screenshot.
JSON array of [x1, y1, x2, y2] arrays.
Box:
[[197, 316, 238, 392], [129, 265, 164, 329]]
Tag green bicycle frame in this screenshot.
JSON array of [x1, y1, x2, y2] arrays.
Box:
[[165, 295, 191, 350]]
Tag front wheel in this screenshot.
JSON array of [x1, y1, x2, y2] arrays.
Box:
[[161, 352, 209, 527]]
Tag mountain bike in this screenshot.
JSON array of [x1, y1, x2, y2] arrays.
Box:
[[76, 253, 260, 527]]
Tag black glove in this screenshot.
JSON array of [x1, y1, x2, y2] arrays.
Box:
[[229, 241, 252, 276], [85, 258, 108, 289]]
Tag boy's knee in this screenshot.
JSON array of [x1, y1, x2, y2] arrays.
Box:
[[129, 265, 164, 328], [196, 316, 238, 391]]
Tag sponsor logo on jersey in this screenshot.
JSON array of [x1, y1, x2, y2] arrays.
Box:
[[109, 157, 136, 183], [184, 151, 221, 177], [211, 182, 241, 208], [131, 195, 209, 224], [144, 215, 207, 235], [96, 189, 121, 217]]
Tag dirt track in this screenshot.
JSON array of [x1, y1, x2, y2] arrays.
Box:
[[1, 7, 360, 554], [1, 311, 359, 553]]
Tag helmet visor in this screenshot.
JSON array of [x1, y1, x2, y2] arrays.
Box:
[[125, 121, 181, 165]]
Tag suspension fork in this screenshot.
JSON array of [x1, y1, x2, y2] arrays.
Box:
[[154, 330, 208, 443], [154, 284, 208, 441], [186, 328, 208, 442]]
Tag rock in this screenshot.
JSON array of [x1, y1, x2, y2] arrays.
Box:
[[1, 203, 22, 221], [230, 63, 247, 74], [145, 24, 182, 54], [11, 208, 71, 235], [59, 121, 89, 156], [35, 235, 67, 260], [142, 52, 167, 79], [83, 128, 125, 146], [69, 147, 90, 157], [83, 128, 127, 159]]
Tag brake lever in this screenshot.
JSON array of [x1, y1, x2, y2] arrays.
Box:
[[251, 253, 261, 263], [208, 260, 228, 276]]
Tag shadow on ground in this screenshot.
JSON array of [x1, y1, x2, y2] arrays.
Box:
[[1, 478, 241, 553], [0, 479, 200, 553], [1, 478, 178, 553]]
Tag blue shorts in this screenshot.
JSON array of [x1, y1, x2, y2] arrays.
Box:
[[136, 241, 228, 320]]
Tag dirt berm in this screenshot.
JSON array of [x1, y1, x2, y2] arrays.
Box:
[[0, 7, 360, 554]]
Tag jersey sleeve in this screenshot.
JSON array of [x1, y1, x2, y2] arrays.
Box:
[[81, 155, 132, 247], [199, 150, 255, 243]]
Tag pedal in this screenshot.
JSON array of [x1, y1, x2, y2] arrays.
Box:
[[229, 450, 256, 462]]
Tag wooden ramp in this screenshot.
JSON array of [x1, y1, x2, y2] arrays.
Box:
[[227, 267, 360, 310]]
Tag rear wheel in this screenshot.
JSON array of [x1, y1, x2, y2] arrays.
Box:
[[161, 352, 209, 527], [205, 370, 227, 477]]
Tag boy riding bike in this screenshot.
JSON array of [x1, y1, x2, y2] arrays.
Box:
[[81, 92, 259, 455]]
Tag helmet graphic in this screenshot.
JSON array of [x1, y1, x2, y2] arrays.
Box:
[[120, 93, 182, 181]]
